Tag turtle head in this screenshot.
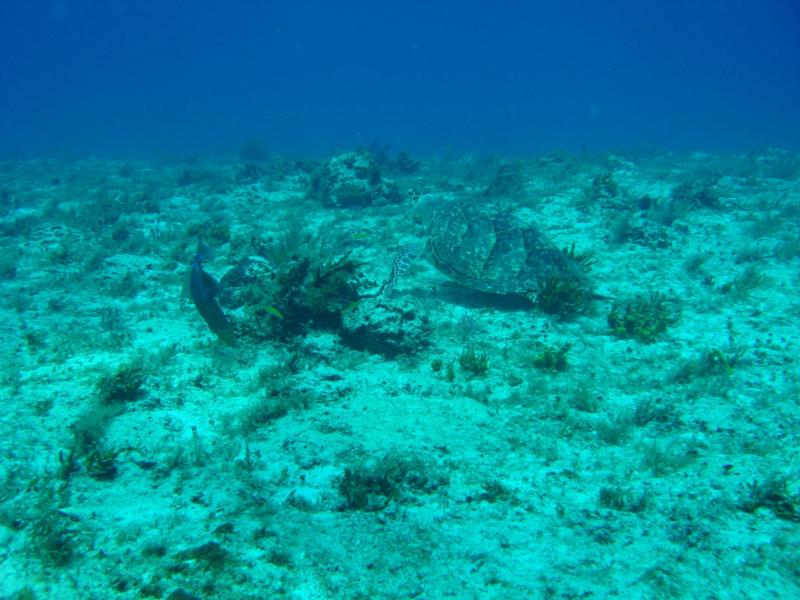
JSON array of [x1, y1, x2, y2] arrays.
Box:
[[411, 192, 446, 228]]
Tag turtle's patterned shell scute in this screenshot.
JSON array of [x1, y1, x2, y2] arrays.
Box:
[[427, 201, 588, 295]]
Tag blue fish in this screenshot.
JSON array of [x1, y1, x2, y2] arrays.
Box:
[[189, 241, 236, 346]]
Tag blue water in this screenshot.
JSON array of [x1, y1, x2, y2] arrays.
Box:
[[4, 3, 800, 598], [1, 0, 799, 157]]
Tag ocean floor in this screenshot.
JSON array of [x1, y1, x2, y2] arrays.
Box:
[[1, 147, 799, 599]]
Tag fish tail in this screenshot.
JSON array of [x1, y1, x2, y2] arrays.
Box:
[[195, 239, 213, 263]]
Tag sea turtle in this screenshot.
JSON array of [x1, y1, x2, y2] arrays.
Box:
[[421, 198, 593, 310]]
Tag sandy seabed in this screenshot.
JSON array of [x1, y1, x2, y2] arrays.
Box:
[[0, 147, 798, 599]]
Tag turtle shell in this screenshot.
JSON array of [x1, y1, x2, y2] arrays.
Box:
[[427, 201, 587, 295]]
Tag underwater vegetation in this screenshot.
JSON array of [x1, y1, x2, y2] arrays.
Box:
[[534, 246, 597, 318], [718, 264, 770, 300], [213, 228, 431, 358], [607, 292, 681, 343], [269, 251, 362, 334], [230, 366, 313, 437], [531, 342, 572, 372], [3, 147, 799, 598], [96, 358, 147, 403], [670, 345, 746, 385], [598, 485, 650, 513], [338, 454, 448, 512], [586, 171, 620, 203], [740, 476, 800, 522], [454, 311, 482, 341], [669, 319, 747, 396], [530, 243, 596, 320], [219, 232, 362, 339], [27, 509, 77, 567], [535, 276, 593, 318], [458, 346, 489, 377]]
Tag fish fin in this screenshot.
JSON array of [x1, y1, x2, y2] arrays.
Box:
[[217, 326, 238, 347], [196, 239, 213, 263]]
